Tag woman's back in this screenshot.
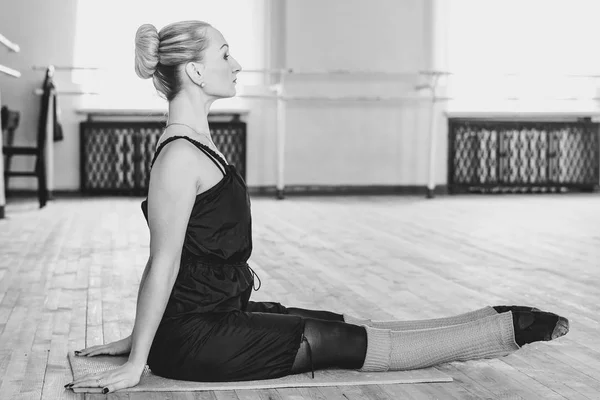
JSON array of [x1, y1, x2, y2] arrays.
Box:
[[142, 135, 255, 316]]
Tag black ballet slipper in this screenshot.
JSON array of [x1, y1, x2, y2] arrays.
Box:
[[511, 310, 569, 346], [493, 305, 541, 314]]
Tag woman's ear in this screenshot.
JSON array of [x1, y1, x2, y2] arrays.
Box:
[[184, 62, 205, 86]]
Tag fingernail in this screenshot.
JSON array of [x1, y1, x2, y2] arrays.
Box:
[[102, 388, 109, 394]]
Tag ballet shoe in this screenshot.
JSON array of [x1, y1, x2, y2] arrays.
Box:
[[511, 310, 569, 346], [493, 305, 541, 314]]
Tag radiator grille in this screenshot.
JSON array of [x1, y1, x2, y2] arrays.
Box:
[[80, 119, 246, 195], [448, 119, 599, 193]]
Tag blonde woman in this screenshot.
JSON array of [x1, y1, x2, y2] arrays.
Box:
[[65, 21, 569, 394]]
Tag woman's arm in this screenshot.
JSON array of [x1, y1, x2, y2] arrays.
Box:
[[74, 256, 154, 357], [68, 140, 201, 392], [127, 141, 201, 369], [135, 256, 151, 316]]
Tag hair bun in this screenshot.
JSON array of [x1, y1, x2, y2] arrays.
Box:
[[134, 24, 160, 79]]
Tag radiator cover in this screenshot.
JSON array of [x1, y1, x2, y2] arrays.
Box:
[[448, 118, 599, 193], [80, 119, 246, 195]]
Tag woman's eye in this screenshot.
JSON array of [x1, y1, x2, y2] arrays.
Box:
[[224, 54, 230, 60]]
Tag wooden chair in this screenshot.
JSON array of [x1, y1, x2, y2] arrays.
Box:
[[1, 105, 49, 208]]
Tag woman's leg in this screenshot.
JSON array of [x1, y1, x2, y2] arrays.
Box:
[[291, 310, 569, 374], [253, 303, 545, 332], [248, 303, 498, 329], [247, 298, 555, 338]]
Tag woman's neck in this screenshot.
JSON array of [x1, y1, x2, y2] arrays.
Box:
[[167, 92, 213, 136]]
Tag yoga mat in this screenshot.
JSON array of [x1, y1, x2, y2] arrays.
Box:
[[67, 352, 452, 393]]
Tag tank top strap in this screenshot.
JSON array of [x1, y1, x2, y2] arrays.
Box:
[[151, 135, 228, 174]]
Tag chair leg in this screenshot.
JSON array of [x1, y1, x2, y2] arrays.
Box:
[[3, 175, 9, 198], [36, 154, 48, 208], [4, 154, 12, 198]]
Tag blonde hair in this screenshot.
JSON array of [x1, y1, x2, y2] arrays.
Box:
[[134, 20, 212, 101]]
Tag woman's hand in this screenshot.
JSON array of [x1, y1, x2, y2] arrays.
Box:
[[66, 360, 144, 394], [75, 336, 132, 357]]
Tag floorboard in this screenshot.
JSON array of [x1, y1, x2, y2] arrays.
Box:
[[0, 193, 598, 399]]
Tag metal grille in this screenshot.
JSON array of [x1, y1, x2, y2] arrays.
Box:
[[448, 119, 599, 193], [80, 118, 246, 195]]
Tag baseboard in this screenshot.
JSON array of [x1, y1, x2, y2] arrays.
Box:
[[248, 185, 449, 197], [4, 190, 81, 199], [4, 185, 449, 199]]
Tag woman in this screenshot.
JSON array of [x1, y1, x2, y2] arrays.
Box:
[[65, 21, 569, 394]]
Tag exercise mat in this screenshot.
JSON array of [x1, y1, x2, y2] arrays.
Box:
[[67, 352, 452, 393]]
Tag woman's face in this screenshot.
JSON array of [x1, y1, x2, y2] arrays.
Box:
[[198, 27, 242, 98]]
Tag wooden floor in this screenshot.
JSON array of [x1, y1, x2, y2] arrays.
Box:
[[0, 192, 599, 399]]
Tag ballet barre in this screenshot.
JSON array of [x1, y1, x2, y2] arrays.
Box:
[[240, 94, 440, 102], [0, 64, 21, 78], [32, 65, 100, 71], [241, 68, 450, 77], [33, 88, 100, 96], [0, 33, 20, 52], [436, 71, 600, 79]]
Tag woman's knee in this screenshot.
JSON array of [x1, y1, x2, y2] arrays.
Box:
[[290, 318, 367, 373]]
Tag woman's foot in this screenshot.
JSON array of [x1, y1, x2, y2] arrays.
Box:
[[509, 310, 569, 346]]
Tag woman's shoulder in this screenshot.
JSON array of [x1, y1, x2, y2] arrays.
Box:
[[151, 134, 225, 182], [148, 140, 203, 203], [152, 139, 203, 178]]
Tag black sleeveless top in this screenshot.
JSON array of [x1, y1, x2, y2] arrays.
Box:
[[141, 135, 258, 317]]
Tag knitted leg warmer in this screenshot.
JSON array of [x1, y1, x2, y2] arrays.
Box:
[[359, 311, 519, 372]]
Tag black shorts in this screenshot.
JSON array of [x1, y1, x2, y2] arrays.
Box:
[[148, 296, 305, 382]]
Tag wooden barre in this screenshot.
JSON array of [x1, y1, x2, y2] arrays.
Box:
[[31, 65, 101, 71], [240, 94, 440, 101], [0, 33, 20, 52], [0, 64, 21, 78], [241, 69, 446, 76], [33, 88, 99, 95]]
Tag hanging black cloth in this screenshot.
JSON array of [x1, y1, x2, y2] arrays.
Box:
[[40, 66, 64, 142]]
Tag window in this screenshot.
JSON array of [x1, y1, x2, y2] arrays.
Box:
[[443, 0, 600, 112], [72, 0, 267, 109]]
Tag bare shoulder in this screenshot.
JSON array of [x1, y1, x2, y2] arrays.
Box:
[[151, 138, 202, 190], [152, 131, 227, 195], [146, 139, 201, 261]]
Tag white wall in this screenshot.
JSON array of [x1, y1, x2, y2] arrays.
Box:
[[1, 0, 444, 191], [280, 0, 439, 186], [0, 0, 83, 191]]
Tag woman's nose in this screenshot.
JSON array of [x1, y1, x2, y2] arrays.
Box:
[[232, 57, 242, 73]]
